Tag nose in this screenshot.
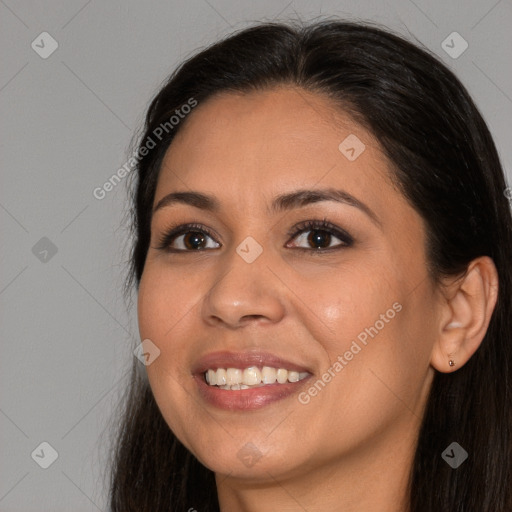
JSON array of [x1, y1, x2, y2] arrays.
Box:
[[201, 246, 286, 329]]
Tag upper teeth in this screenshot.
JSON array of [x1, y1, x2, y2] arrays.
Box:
[[205, 366, 309, 389]]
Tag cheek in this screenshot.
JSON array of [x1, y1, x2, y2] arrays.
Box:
[[137, 266, 198, 391], [137, 263, 200, 342], [294, 265, 397, 353], [303, 243, 435, 370], [136, 266, 202, 445], [297, 266, 433, 414], [329, 287, 436, 424]]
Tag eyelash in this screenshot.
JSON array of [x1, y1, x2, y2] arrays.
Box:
[[155, 218, 354, 254]]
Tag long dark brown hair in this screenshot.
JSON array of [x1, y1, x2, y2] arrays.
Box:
[[107, 19, 512, 511]]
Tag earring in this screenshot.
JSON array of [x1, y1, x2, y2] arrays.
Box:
[[449, 359, 455, 367]]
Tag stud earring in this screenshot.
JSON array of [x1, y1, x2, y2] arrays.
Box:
[[449, 359, 455, 367]]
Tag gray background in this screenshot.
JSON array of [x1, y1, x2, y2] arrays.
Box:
[[1, 0, 511, 510]]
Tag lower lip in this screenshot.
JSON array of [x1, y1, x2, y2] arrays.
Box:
[[194, 374, 312, 411]]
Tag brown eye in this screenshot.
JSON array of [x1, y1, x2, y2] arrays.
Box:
[[156, 223, 220, 252], [286, 219, 354, 252], [181, 231, 208, 250]]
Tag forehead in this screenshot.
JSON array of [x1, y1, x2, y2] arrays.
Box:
[[154, 87, 398, 219], [166, 86, 369, 162]]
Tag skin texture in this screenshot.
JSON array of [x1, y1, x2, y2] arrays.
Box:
[[137, 86, 498, 512]]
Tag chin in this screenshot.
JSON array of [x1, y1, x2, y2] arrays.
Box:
[[188, 436, 306, 482]]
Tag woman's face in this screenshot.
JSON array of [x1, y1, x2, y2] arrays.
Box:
[[138, 87, 442, 482]]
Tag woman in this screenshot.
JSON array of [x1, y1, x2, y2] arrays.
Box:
[[108, 19, 512, 511]]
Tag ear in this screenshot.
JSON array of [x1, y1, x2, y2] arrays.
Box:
[[430, 256, 499, 373]]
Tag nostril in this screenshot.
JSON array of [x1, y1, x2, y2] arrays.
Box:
[[241, 315, 264, 322]]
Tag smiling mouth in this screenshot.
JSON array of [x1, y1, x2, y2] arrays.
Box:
[[204, 366, 310, 390], [193, 350, 313, 410]]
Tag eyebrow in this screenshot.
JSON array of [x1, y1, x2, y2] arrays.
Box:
[[153, 188, 381, 227]]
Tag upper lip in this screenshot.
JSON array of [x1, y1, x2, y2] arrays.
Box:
[[192, 350, 312, 375]]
